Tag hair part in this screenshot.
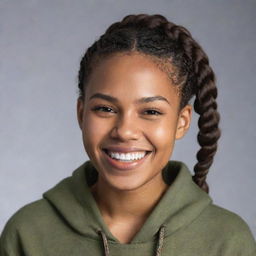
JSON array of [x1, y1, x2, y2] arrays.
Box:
[[78, 14, 221, 193]]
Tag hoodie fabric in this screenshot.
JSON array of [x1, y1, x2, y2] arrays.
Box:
[[1, 160, 256, 256]]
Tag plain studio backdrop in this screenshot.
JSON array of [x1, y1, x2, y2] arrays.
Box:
[[0, 0, 255, 238]]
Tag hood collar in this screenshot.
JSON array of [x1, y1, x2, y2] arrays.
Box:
[[43, 160, 212, 244], [98, 225, 166, 256]]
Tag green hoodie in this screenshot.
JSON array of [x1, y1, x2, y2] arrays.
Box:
[[1, 160, 256, 256]]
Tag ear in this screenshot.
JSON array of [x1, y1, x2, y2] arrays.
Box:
[[175, 104, 192, 140], [77, 97, 84, 130]]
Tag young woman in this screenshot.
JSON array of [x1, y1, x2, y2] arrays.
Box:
[[1, 13, 255, 256]]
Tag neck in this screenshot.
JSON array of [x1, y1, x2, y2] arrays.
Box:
[[90, 172, 169, 222]]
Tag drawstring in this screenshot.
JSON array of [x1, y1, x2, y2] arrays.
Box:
[[98, 225, 166, 256], [98, 230, 110, 256], [155, 225, 166, 256]]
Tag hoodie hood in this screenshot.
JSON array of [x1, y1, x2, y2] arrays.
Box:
[[43, 160, 212, 254]]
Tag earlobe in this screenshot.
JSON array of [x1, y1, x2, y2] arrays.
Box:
[[77, 97, 84, 130], [175, 104, 192, 140]]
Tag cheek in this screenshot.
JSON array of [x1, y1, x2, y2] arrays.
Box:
[[149, 122, 176, 150], [81, 113, 106, 150], [83, 119, 102, 137]]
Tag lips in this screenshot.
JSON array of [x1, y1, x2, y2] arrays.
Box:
[[101, 148, 152, 171], [102, 146, 152, 153], [105, 150, 146, 160]]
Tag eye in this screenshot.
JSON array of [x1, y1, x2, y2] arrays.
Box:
[[143, 109, 163, 116], [92, 105, 116, 113]]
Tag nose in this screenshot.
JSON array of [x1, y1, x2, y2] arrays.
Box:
[[110, 113, 140, 141]]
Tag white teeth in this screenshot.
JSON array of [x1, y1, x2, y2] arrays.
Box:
[[108, 151, 146, 161]]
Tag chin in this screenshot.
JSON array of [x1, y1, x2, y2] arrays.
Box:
[[102, 174, 146, 192]]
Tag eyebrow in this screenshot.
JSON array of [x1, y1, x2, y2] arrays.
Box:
[[89, 93, 171, 105]]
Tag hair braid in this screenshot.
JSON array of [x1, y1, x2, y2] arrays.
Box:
[[78, 42, 98, 97], [77, 13, 221, 193], [162, 23, 221, 193], [193, 57, 221, 193]]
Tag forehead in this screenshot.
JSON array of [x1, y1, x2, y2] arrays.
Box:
[[85, 52, 181, 106]]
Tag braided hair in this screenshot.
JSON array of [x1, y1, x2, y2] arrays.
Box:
[[78, 14, 221, 193]]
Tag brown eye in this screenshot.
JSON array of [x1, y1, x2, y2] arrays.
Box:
[[92, 105, 116, 113], [144, 109, 163, 116]]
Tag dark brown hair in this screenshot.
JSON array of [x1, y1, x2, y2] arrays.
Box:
[[77, 14, 221, 193]]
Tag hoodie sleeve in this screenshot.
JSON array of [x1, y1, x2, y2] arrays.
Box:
[[206, 205, 256, 255], [0, 199, 52, 256], [225, 223, 256, 256], [223, 212, 256, 255], [0, 214, 26, 256], [224, 222, 256, 256]]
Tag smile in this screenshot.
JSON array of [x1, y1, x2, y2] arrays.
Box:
[[106, 151, 147, 161], [102, 149, 152, 170]]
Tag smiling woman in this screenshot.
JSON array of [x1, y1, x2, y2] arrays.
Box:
[[1, 13, 256, 256], [77, 53, 191, 195]]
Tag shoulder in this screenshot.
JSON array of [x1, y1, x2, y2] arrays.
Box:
[[0, 199, 55, 254], [198, 203, 256, 254], [204, 203, 253, 232], [1, 175, 74, 238], [2, 198, 54, 232]]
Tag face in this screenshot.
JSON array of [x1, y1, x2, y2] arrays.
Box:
[[77, 52, 192, 192]]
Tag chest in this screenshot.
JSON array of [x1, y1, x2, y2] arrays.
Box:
[[105, 218, 146, 244]]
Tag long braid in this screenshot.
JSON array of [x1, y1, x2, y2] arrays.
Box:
[[161, 22, 221, 193], [192, 43, 221, 193], [77, 14, 221, 193]]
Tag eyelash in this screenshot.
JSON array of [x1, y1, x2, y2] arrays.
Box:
[[91, 105, 163, 116], [144, 109, 162, 116], [92, 106, 115, 113]]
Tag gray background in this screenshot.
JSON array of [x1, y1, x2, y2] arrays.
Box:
[[0, 0, 256, 238]]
